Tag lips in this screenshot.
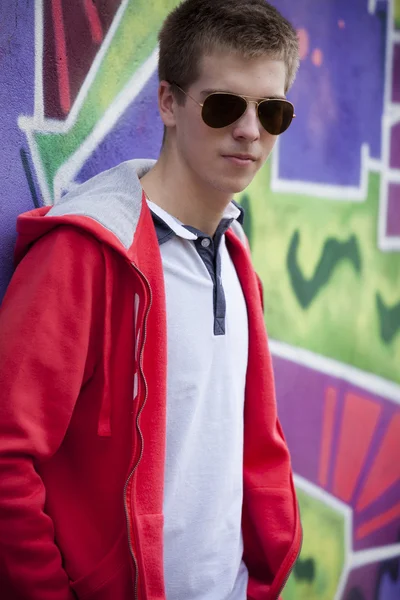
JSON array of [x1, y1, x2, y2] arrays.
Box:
[[223, 154, 257, 161], [222, 154, 257, 167]]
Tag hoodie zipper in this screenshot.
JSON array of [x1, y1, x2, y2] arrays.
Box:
[[123, 259, 301, 600], [123, 263, 153, 600]]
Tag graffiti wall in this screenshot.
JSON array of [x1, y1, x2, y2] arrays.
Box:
[[0, 1, 399, 599]]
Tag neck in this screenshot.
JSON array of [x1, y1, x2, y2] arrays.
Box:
[[140, 145, 231, 236]]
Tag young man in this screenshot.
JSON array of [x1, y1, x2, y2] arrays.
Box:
[[0, 1, 301, 598]]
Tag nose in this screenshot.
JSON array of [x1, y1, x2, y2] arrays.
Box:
[[231, 101, 261, 142]]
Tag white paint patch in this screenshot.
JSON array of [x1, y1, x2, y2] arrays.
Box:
[[270, 339, 400, 404], [349, 544, 400, 568], [388, 169, 400, 183], [34, 0, 44, 125], [294, 474, 352, 516], [367, 157, 383, 172], [271, 143, 369, 201]]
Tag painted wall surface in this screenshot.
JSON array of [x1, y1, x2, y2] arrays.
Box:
[[0, 1, 399, 599]]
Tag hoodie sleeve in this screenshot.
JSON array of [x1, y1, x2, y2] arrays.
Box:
[[0, 226, 104, 600]]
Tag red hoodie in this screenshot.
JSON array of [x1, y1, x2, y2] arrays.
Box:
[[0, 160, 301, 600]]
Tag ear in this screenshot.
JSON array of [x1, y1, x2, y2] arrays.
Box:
[[158, 81, 177, 128]]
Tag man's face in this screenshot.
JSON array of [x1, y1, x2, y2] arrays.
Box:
[[169, 50, 287, 198]]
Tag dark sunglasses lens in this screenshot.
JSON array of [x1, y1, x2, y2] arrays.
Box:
[[202, 94, 247, 128], [258, 100, 294, 135]]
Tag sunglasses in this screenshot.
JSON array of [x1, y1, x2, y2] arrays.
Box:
[[171, 82, 295, 135]]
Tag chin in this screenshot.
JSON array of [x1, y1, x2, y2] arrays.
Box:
[[219, 176, 254, 195]]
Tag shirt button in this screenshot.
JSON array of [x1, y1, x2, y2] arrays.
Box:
[[201, 238, 211, 248]]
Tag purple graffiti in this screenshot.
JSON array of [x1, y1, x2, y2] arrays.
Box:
[[272, 0, 386, 187], [0, 2, 38, 300]]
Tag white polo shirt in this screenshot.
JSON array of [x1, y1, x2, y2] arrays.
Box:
[[148, 200, 249, 600]]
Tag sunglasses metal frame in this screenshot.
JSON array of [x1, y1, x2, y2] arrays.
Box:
[[170, 82, 296, 134]]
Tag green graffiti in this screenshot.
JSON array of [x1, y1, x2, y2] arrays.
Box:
[[376, 293, 400, 344], [293, 557, 315, 583], [282, 489, 345, 599], [34, 0, 180, 196], [287, 231, 361, 309], [236, 161, 400, 384], [395, 0, 400, 28], [240, 193, 253, 250]]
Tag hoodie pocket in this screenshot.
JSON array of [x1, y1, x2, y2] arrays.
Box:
[[69, 532, 133, 599]]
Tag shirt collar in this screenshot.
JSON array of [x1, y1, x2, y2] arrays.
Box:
[[147, 199, 243, 243], [224, 201, 242, 222], [147, 200, 197, 240]]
